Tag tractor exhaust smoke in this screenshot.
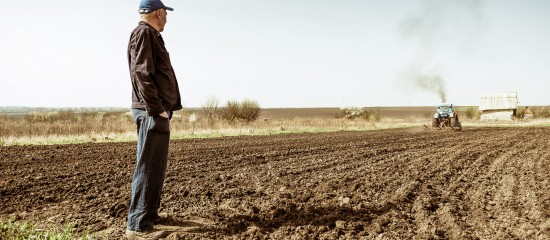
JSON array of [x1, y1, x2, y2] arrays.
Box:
[[397, 0, 485, 103]]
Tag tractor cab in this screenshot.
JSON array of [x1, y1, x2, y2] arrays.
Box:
[[436, 103, 454, 117]]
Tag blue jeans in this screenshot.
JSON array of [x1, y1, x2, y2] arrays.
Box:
[[127, 108, 171, 231]]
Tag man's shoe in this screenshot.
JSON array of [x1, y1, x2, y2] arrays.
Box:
[[154, 212, 169, 224], [125, 228, 169, 240]]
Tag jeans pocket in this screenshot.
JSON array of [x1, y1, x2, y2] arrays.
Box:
[[149, 116, 170, 134]]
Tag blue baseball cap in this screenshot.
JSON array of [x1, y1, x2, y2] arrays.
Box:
[[139, 0, 173, 14]]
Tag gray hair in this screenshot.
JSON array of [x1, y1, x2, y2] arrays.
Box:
[[140, 12, 156, 20]]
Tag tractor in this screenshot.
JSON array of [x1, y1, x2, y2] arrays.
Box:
[[430, 103, 462, 131]]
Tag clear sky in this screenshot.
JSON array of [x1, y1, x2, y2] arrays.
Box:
[[1, 0, 549, 108]]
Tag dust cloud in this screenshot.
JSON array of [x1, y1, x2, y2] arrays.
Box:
[[398, 0, 485, 103]]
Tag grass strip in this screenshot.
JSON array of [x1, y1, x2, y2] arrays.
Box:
[[0, 218, 94, 240]]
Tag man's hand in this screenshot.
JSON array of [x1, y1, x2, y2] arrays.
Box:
[[159, 111, 169, 119]]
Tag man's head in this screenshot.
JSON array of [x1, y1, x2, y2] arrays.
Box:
[[139, 0, 173, 32]]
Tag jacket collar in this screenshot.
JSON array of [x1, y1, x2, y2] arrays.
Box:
[[139, 21, 161, 36]]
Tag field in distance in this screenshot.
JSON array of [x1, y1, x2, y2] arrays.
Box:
[[258, 106, 439, 119], [0, 106, 462, 119]]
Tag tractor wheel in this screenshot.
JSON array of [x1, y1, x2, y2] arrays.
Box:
[[432, 118, 439, 127], [456, 122, 463, 131], [451, 115, 459, 128]]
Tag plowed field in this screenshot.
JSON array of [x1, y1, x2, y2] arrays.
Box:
[[1, 127, 550, 239]]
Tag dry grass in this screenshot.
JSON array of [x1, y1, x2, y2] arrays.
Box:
[[0, 111, 421, 146], [1, 109, 549, 146], [461, 118, 550, 127]]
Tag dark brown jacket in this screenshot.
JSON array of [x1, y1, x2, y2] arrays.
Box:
[[128, 21, 182, 116]]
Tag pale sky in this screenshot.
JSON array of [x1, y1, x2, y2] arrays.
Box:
[[1, 0, 549, 108]]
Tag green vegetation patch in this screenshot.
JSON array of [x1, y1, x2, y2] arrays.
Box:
[[0, 218, 93, 240]]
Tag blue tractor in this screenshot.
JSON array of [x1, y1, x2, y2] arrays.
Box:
[[431, 103, 462, 130]]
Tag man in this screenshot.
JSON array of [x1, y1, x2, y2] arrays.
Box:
[[126, 0, 182, 239]]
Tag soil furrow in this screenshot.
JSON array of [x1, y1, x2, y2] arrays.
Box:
[[1, 127, 549, 239]]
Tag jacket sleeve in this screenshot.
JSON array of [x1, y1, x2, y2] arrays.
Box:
[[131, 29, 165, 116]]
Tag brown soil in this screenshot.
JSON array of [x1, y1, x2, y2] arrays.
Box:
[[1, 127, 550, 239]]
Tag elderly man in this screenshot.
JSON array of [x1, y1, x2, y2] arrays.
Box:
[[126, 0, 182, 239]]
